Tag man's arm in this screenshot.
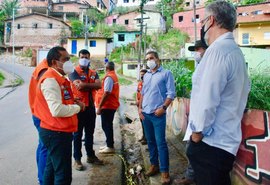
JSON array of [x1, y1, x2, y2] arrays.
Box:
[[96, 76, 113, 115], [41, 78, 81, 117], [73, 73, 101, 91]]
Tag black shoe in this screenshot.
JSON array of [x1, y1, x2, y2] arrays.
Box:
[[87, 156, 104, 165]]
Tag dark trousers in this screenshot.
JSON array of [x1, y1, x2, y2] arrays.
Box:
[[186, 140, 235, 185], [101, 109, 116, 148], [39, 127, 73, 185], [73, 106, 96, 160]]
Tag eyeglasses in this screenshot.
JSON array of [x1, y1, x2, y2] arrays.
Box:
[[200, 15, 211, 25]]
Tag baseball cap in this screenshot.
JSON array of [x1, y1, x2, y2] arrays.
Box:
[[188, 40, 207, 51]]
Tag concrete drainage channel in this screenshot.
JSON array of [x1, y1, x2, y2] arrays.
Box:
[[119, 98, 149, 185]]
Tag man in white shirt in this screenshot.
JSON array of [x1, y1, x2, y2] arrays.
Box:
[[184, 1, 250, 185]]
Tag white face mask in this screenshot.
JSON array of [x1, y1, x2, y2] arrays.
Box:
[[62, 61, 74, 75], [79, 58, 90, 67], [194, 52, 202, 63], [147, 60, 157, 70]]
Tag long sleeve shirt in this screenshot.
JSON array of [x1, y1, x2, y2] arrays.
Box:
[[41, 68, 80, 117], [142, 66, 176, 114], [184, 32, 250, 156]]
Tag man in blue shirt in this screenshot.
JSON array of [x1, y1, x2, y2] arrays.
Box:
[[139, 50, 175, 185], [184, 1, 250, 185]]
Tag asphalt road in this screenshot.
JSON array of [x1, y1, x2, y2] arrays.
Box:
[[0, 59, 37, 185]]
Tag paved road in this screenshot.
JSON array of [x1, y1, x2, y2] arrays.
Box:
[[0, 59, 37, 185]]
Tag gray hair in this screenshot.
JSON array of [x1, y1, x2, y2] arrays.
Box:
[[106, 61, 115, 70], [206, 1, 236, 32]]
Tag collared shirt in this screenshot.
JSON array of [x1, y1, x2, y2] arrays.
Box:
[[184, 32, 250, 156], [104, 76, 113, 92], [41, 68, 80, 117], [141, 66, 176, 114]]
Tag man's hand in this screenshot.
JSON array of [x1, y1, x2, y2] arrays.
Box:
[[191, 132, 203, 143], [138, 108, 144, 120], [73, 80, 83, 91], [96, 107, 101, 115], [75, 99, 85, 112], [154, 107, 165, 117]]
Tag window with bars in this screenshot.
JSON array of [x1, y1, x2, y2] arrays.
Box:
[[118, 34, 125, 41], [242, 33, 249, 44]]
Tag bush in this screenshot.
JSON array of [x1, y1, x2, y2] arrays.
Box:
[[22, 48, 32, 57], [0, 72, 5, 86], [247, 70, 270, 111], [163, 59, 193, 98]]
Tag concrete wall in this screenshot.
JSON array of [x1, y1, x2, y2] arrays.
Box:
[[166, 98, 270, 184], [4, 14, 71, 48], [113, 32, 139, 47], [122, 62, 137, 78], [67, 38, 107, 58]]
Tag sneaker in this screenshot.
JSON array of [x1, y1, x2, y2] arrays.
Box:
[[87, 156, 104, 165], [74, 160, 84, 171], [99, 147, 115, 154]]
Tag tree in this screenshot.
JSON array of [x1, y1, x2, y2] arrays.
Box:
[[156, 0, 184, 31], [86, 8, 106, 25], [0, 0, 20, 18], [70, 19, 84, 37], [241, 0, 265, 5]]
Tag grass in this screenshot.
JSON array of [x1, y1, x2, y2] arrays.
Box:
[[118, 77, 132, 86], [0, 72, 5, 86]]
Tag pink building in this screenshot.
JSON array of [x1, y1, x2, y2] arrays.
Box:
[[173, 7, 205, 42]]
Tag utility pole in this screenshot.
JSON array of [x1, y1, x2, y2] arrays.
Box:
[[12, 8, 15, 78], [193, 0, 197, 41], [84, 14, 88, 50], [137, 2, 144, 80]]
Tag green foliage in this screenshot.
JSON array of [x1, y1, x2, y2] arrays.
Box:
[[118, 76, 132, 85], [0, 0, 20, 18], [92, 23, 126, 38], [156, 0, 184, 30], [163, 59, 193, 98], [109, 44, 135, 63], [86, 8, 106, 23], [150, 29, 189, 59], [240, 0, 265, 5], [247, 70, 270, 111], [70, 19, 84, 37], [22, 48, 32, 57], [111, 6, 137, 15], [0, 72, 5, 86]]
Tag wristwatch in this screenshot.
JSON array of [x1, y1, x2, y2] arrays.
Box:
[[162, 105, 167, 111]]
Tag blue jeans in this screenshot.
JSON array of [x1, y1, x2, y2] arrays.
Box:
[[101, 109, 116, 148], [33, 115, 47, 185], [39, 127, 73, 185], [142, 113, 169, 172], [73, 106, 96, 160]]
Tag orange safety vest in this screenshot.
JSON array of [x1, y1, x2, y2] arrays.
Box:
[[70, 66, 97, 107], [28, 59, 48, 116], [136, 81, 143, 102], [34, 68, 78, 132], [95, 71, 120, 110]]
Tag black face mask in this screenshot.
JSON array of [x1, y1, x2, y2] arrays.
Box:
[[200, 24, 212, 47]]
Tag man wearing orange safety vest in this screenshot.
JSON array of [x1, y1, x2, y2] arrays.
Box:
[[28, 59, 48, 185], [96, 61, 120, 154], [68, 49, 103, 171], [34, 46, 85, 185]]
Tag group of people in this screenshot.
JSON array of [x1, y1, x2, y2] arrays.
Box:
[[136, 1, 250, 185], [28, 1, 250, 185], [28, 47, 119, 185]]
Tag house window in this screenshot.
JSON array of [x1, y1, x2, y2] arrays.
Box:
[[113, 19, 116, 24], [90, 40, 96, 47], [186, 2, 190, 6], [242, 33, 249, 44], [124, 0, 129, 3], [17, 24, 21, 29], [178, 16, 183, 22], [264, 32, 270, 40], [32, 23, 38, 29], [58, 6, 63, 10], [192, 15, 200, 23], [196, 0, 200, 4], [118, 34, 125, 41], [127, 64, 137, 70], [125, 19, 129, 25], [48, 23, 53, 29]]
